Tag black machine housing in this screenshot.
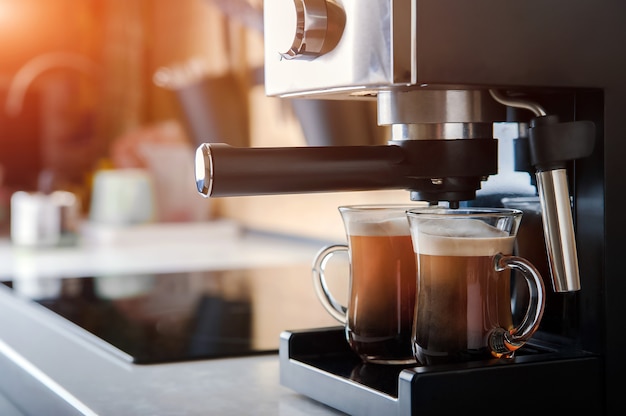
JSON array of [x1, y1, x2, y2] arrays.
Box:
[[203, 1, 625, 414]]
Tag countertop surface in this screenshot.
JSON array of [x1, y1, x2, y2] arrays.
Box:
[[0, 221, 348, 415]]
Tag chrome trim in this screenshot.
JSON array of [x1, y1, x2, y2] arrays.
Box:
[[536, 169, 581, 292]]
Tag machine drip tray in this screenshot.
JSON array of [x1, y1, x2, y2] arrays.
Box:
[[280, 327, 603, 415]]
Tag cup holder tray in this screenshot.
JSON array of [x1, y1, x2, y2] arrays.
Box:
[[279, 327, 601, 415]]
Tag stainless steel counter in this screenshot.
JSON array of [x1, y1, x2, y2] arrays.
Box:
[[0, 221, 347, 415]]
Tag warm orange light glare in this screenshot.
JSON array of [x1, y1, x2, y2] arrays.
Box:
[[0, 0, 24, 31], [0, 0, 78, 71]]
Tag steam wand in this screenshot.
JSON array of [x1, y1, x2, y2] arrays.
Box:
[[489, 90, 595, 292]]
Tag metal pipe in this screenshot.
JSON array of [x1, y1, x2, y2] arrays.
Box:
[[535, 170, 581, 292]]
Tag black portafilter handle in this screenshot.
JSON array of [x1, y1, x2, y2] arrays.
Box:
[[194, 139, 498, 204]]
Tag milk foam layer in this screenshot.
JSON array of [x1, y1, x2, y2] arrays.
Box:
[[414, 218, 514, 256], [346, 216, 411, 236]]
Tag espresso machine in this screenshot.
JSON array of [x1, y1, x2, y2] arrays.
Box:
[[194, 1, 623, 414]]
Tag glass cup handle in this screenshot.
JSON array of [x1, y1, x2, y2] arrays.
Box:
[[489, 253, 547, 356], [312, 244, 348, 324]]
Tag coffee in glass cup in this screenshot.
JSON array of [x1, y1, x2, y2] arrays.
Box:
[[406, 207, 546, 365], [312, 204, 420, 365]]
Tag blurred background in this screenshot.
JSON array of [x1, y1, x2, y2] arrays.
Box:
[[0, 0, 406, 243]]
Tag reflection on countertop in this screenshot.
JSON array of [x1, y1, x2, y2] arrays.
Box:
[[0, 220, 349, 415], [2, 265, 341, 364]]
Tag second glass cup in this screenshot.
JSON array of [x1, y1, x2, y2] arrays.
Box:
[[406, 207, 546, 365], [312, 204, 420, 365]]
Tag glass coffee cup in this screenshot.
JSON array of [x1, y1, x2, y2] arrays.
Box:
[[312, 205, 420, 365], [406, 207, 546, 365]]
